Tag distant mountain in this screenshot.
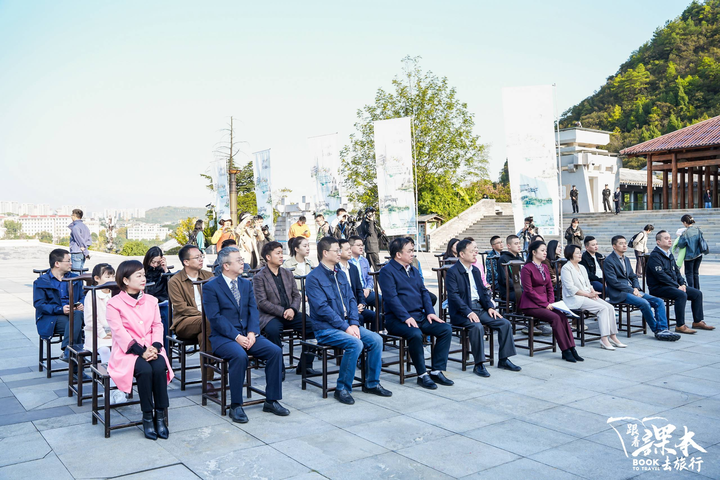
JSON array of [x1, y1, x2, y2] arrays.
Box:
[[560, 0, 720, 167], [142, 206, 206, 225]]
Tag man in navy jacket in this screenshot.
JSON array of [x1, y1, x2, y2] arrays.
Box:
[[33, 249, 85, 360], [646, 230, 712, 333], [446, 240, 520, 377], [202, 247, 289, 423], [306, 237, 390, 405], [379, 237, 453, 390]]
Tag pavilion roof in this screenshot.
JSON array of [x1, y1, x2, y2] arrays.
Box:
[[620, 115, 720, 156]]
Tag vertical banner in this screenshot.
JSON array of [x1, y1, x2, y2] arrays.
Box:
[[373, 117, 417, 236], [210, 158, 230, 221], [309, 133, 341, 223], [252, 149, 274, 231], [502, 85, 559, 236]]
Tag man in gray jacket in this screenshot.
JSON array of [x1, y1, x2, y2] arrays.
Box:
[[68, 209, 92, 271]]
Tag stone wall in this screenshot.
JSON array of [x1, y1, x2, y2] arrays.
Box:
[[427, 200, 512, 251]]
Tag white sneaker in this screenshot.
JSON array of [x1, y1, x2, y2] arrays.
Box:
[[110, 390, 127, 405]]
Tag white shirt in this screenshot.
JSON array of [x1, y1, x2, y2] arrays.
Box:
[[463, 262, 480, 302], [591, 254, 603, 279], [187, 274, 202, 312], [339, 262, 352, 285]]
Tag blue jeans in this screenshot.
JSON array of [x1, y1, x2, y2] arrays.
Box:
[[622, 292, 668, 333], [314, 326, 382, 392], [71, 253, 85, 271], [705, 202, 712, 208]]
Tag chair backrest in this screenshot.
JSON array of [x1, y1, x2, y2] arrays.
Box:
[[554, 258, 568, 300], [369, 263, 386, 331], [193, 279, 214, 351], [486, 254, 499, 298], [294, 274, 308, 339], [84, 282, 121, 367], [441, 257, 460, 266], [63, 274, 93, 348], [639, 253, 648, 291], [431, 265, 452, 321], [503, 260, 525, 314], [434, 252, 445, 267], [33, 268, 49, 277]]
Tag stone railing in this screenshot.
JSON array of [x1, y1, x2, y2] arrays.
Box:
[[427, 200, 512, 251]]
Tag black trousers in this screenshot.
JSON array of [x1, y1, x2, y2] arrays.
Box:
[[262, 315, 314, 368], [684, 256, 702, 289], [385, 314, 452, 375], [650, 285, 703, 327], [603, 198, 612, 212], [213, 336, 282, 405], [615, 201, 621, 214], [134, 357, 169, 413], [366, 252, 380, 271], [571, 199, 579, 213], [452, 302, 516, 364]]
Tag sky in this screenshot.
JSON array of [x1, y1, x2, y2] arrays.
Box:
[[0, 0, 692, 213]]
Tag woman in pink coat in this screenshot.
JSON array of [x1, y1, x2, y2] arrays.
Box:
[[107, 260, 174, 440]]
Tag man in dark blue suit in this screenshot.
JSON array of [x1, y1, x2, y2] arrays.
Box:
[[446, 240, 521, 377], [202, 247, 289, 423], [379, 237, 453, 390]]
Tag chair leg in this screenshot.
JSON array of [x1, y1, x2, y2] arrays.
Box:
[[322, 349, 328, 399], [180, 344, 187, 391], [201, 354, 208, 407], [301, 345, 308, 391], [528, 319, 535, 357], [398, 341, 406, 385], [46, 340, 52, 378], [77, 355, 85, 406], [221, 361, 228, 416], [38, 339, 44, 373], [104, 377, 111, 438], [91, 369, 98, 426]]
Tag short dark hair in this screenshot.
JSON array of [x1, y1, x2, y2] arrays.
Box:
[[338, 238, 350, 249], [142, 246, 164, 271], [611, 235, 626, 246], [220, 238, 237, 249], [72, 209, 83, 219], [506, 234, 519, 244], [463, 236, 474, 242], [115, 260, 144, 292], [261, 241, 283, 261], [315, 213, 324, 219], [348, 235, 363, 245], [317, 236, 339, 263], [583, 235, 596, 247], [681, 214, 695, 225], [572, 185, 576, 187], [490, 235, 501, 246], [389, 237, 414, 259], [644, 224, 654, 232], [571, 217, 579, 223], [456, 239, 474, 255], [91, 263, 115, 286], [525, 240, 546, 264], [298, 215, 307, 222], [656, 230, 669, 241], [524, 217, 532, 223], [336, 208, 347, 216], [49, 248, 69, 269], [178, 244, 200, 264], [564, 244, 581, 260]]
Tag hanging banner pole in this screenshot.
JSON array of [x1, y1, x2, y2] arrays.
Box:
[[252, 149, 274, 231]]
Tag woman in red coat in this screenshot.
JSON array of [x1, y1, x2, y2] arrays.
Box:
[[518, 241, 584, 363]]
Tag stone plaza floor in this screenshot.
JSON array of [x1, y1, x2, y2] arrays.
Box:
[[0, 242, 719, 479]]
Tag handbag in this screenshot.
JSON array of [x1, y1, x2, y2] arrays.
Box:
[[699, 232, 710, 255]]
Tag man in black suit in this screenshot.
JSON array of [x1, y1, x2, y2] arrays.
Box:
[[580, 236, 605, 294], [338, 239, 376, 330], [570, 185, 579, 213], [446, 239, 521, 377]]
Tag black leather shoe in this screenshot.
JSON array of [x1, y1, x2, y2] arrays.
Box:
[[154, 410, 169, 439], [417, 375, 438, 390], [204, 382, 219, 398], [229, 405, 249, 423], [570, 347, 585, 362], [497, 358, 522, 372], [362, 384, 393, 397], [429, 371, 454, 386], [263, 400, 290, 416], [473, 364, 490, 377], [295, 366, 320, 377], [142, 412, 157, 440], [334, 389, 355, 405], [561, 349, 577, 363]]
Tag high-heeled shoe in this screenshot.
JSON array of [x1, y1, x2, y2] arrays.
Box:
[[142, 412, 157, 440], [561, 349, 576, 363], [600, 342, 616, 351], [609, 339, 627, 348], [154, 409, 169, 439], [570, 347, 585, 362]]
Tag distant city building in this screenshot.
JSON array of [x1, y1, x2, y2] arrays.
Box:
[[17, 215, 73, 239], [127, 223, 169, 241]]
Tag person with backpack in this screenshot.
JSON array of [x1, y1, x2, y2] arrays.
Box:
[[188, 220, 205, 251], [678, 214, 708, 289], [631, 225, 653, 277]]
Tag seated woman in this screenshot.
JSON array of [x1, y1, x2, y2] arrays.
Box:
[[442, 238, 460, 262], [84, 263, 127, 404], [143, 247, 171, 353], [106, 260, 174, 440], [561, 245, 626, 350], [283, 236, 316, 288], [518, 240, 584, 363], [544, 240, 561, 288]]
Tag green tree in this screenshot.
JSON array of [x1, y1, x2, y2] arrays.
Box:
[[340, 56, 489, 218], [2, 220, 23, 239], [120, 241, 149, 257], [37, 231, 53, 244], [498, 160, 510, 185], [57, 236, 70, 246], [170, 217, 196, 245]]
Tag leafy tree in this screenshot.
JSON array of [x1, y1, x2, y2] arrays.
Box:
[[37, 231, 53, 244], [340, 56, 489, 218], [2, 220, 23, 239], [120, 241, 149, 257], [201, 160, 257, 218], [170, 217, 196, 245], [57, 236, 70, 246], [498, 160, 510, 185]]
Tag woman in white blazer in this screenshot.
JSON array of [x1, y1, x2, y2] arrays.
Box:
[[561, 244, 626, 350]]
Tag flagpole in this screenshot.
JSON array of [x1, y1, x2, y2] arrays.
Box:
[[553, 83, 564, 246]]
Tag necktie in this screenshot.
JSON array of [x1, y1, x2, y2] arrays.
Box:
[[230, 279, 241, 306]]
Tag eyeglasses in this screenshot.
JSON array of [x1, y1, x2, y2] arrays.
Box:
[[327, 249, 341, 254], [60, 260, 72, 264], [190, 255, 205, 261], [492, 241, 503, 246]]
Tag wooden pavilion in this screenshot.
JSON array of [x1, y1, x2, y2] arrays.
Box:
[[620, 115, 720, 210]]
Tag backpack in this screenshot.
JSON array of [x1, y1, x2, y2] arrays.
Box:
[[628, 231, 642, 249]]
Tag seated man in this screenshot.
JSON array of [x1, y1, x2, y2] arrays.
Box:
[[338, 239, 376, 330], [33, 248, 85, 361], [580, 236, 605, 294], [497, 235, 524, 303], [646, 230, 713, 334], [253, 241, 316, 380], [168, 245, 215, 380], [348, 235, 381, 308], [446, 239, 521, 377], [485, 235, 503, 292], [604, 235, 680, 342], [306, 237, 391, 405], [202, 247, 289, 422], [378, 237, 453, 390]]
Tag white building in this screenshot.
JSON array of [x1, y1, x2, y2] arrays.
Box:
[[559, 128, 620, 213], [127, 223, 169, 241], [17, 215, 73, 239]]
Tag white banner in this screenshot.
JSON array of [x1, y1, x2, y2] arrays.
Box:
[[502, 85, 560, 236], [374, 117, 417, 236], [309, 133, 342, 223], [210, 158, 230, 221], [252, 149, 274, 231]]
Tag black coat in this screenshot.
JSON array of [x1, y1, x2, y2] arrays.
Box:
[[565, 227, 584, 247], [580, 251, 605, 283], [145, 267, 169, 302], [357, 219, 383, 253], [614, 191, 622, 204], [646, 246, 685, 291], [497, 251, 523, 299], [602, 188, 612, 200], [446, 261, 493, 320], [570, 189, 579, 201]]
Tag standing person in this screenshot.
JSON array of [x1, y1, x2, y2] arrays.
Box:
[[564, 218, 584, 248], [356, 207, 384, 270], [704, 189, 712, 209], [378, 237, 454, 390], [602, 184, 612, 213], [518, 241, 583, 363], [143, 247, 171, 353], [580, 236, 605, 294], [188, 220, 206, 252], [288, 216, 311, 240], [632, 225, 654, 277], [486, 236, 504, 292], [561, 244, 624, 350], [613, 187, 622, 215], [212, 219, 235, 247], [332, 208, 350, 239], [517, 217, 537, 253], [305, 237, 391, 404], [315, 213, 331, 240], [236, 214, 259, 268], [570, 185, 579, 213], [107, 260, 174, 440], [678, 214, 707, 290], [68, 209, 92, 271]]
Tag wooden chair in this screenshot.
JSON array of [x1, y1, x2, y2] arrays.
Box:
[[65, 274, 94, 405], [33, 269, 69, 378], [601, 258, 646, 337], [300, 335, 366, 398], [166, 300, 202, 391], [554, 258, 602, 347], [196, 280, 266, 415], [639, 253, 676, 328], [502, 261, 556, 356]]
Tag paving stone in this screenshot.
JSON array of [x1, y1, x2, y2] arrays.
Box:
[[183, 444, 309, 479], [0, 421, 35, 439], [462, 457, 583, 480], [0, 431, 52, 467], [565, 393, 666, 419], [158, 423, 263, 461], [606, 383, 705, 408], [407, 401, 512, 433], [0, 452, 73, 480], [302, 398, 399, 429], [235, 408, 336, 444], [517, 405, 613, 437], [318, 451, 453, 479], [464, 418, 576, 456], [346, 415, 453, 451], [648, 375, 720, 397], [529, 438, 639, 479], [114, 464, 200, 479], [468, 391, 558, 416]]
